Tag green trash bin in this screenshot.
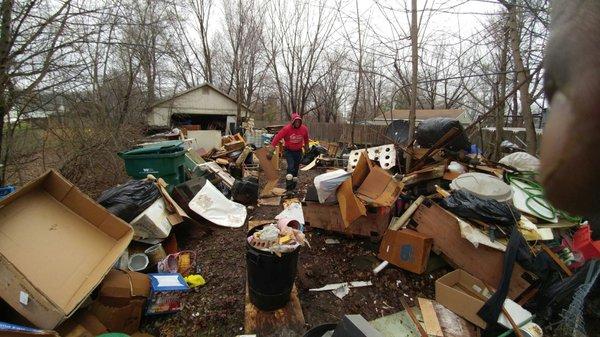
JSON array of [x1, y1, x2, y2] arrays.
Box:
[[119, 140, 187, 188]]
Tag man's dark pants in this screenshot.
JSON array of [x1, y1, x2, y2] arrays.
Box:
[[284, 149, 302, 177]]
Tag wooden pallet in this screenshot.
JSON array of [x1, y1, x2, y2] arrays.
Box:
[[244, 283, 305, 336]]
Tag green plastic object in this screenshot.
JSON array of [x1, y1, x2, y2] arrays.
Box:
[[119, 141, 187, 188]]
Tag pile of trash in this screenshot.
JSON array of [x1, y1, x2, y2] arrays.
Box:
[[295, 117, 599, 337], [0, 129, 264, 336], [248, 219, 309, 256], [1, 117, 598, 337]]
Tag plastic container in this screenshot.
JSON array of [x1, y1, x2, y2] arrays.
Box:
[[0, 185, 15, 200], [119, 141, 187, 188], [246, 225, 300, 311], [128, 253, 149, 272], [145, 243, 167, 266], [572, 224, 600, 259]]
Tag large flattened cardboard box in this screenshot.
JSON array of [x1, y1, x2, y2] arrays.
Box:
[[0, 170, 134, 329]]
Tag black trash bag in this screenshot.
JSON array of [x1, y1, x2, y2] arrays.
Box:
[[301, 145, 328, 165], [440, 190, 521, 228], [231, 178, 259, 205], [416, 117, 471, 151], [97, 179, 161, 222]]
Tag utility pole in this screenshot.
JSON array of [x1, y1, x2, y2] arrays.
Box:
[[406, 0, 418, 169]]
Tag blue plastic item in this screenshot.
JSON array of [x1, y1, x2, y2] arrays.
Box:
[[0, 185, 16, 200]]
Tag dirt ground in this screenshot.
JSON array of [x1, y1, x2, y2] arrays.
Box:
[[141, 165, 448, 337]]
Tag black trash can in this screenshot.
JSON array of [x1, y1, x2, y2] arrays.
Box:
[[246, 225, 300, 311]]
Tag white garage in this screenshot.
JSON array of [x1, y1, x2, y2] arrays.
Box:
[[148, 83, 252, 134]]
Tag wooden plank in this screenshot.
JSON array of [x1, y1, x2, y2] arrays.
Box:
[[413, 202, 530, 299], [255, 147, 279, 181], [540, 244, 573, 277], [400, 298, 428, 337], [258, 196, 281, 206], [418, 298, 443, 337], [244, 284, 305, 336]]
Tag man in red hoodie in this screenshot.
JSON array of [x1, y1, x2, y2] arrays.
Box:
[[267, 113, 310, 192]]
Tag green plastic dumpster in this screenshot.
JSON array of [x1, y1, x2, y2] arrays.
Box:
[[119, 140, 187, 188]]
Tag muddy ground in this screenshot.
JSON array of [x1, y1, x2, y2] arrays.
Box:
[[141, 166, 448, 337]]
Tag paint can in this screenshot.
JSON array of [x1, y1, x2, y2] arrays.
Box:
[[128, 253, 149, 272], [144, 243, 167, 266]]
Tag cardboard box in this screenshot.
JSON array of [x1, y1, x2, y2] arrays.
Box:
[[146, 274, 189, 315], [56, 310, 108, 337], [130, 198, 173, 240], [378, 229, 432, 274], [435, 269, 490, 328], [0, 170, 133, 329], [337, 150, 403, 227], [90, 269, 150, 334], [304, 202, 391, 239], [435, 269, 532, 330]]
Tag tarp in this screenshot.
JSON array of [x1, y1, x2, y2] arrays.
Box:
[[188, 180, 247, 228]]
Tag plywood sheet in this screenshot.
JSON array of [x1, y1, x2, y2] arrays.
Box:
[[413, 202, 530, 299], [255, 147, 279, 181]]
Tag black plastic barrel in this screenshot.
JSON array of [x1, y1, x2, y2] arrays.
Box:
[[246, 225, 300, 311]]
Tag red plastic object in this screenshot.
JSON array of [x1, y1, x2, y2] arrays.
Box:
[[572, 224, 600, 260]]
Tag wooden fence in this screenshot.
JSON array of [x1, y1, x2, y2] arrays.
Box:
[[253, 120, 390, 145]]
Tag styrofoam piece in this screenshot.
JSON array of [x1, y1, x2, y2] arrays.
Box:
[[347, 144, 396, 172], [188, 179, 247, 228], [313, 169, 351, 203], [130, 197, 173, 240]]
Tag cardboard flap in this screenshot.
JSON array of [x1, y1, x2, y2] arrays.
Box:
[[336, 179, 367, 227], [351, 151, 371, 189], [99, 269, 150, 299], [99, 270, 132, 299], [357, 166, 390, 199], [127, 271, 151, 297]]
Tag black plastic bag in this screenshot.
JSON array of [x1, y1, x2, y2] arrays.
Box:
[[301, 145, 328, 165], [440, 190, 521, 227], [416, 117, 470, 151], [97, 179, 161, 222]]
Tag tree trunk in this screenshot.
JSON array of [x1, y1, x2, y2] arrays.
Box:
[[494, 19, 509, 160], [406, 0, 418, 169], [506, 1, 536, 154], [0, 0, 12, 184]]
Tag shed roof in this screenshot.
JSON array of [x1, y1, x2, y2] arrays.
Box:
[[374, 109, 466, 121], [152, 82, 252, 112]]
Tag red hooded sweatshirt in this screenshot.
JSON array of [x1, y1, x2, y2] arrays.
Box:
[[271, 113, 309, 151]]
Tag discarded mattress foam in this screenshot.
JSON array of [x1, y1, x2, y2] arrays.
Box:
[[313, 169, 351, 203], [188, 180, 247, 228], [450, 172, 512, 202]]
